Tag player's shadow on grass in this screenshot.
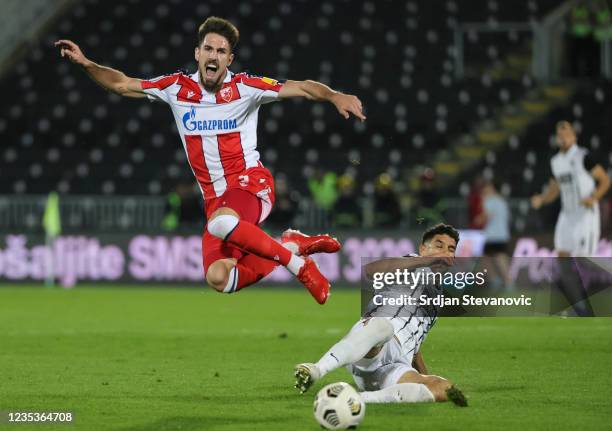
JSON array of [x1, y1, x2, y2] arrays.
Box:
[[117, 414, 295, 431]]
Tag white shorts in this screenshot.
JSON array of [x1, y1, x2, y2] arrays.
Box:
[[554, 207, 600, 256], [346, 318, 419, 391]]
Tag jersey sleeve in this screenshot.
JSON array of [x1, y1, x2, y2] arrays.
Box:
[[239, 74, 285, 105], [549, 158, 557, 180], [583, 153, 596, 171], [140, 73, 179, 103]]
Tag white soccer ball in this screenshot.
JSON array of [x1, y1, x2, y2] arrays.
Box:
[[313, 382, 365, 430]]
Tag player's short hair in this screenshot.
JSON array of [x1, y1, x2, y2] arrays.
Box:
[[485, 179, 503, 192], [556, 120, 574, 131], [198, 17, 239, 51], [421, 223, 460, 246]]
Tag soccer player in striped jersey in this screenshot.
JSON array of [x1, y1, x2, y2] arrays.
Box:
[[55, 17, 366, 304], [531, 121, 610, 257], [294, 224, 467, 406]]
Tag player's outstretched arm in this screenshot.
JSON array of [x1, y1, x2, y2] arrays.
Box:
[[55, 39, 145, 98], [531, 178, 560, 209], [582, 164, 610, 208], [278, 80, 366, 121], [412, 351, 428, 374]]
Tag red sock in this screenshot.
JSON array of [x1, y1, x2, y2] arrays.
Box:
[[234, 254, 280, 291], [226, 221, 292, 266]]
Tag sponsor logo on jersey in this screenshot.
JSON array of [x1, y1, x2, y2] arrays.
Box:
[[182, 106, 238, 132]]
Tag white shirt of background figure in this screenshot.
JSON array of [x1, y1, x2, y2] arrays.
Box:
[[531, 121, 610, 256]]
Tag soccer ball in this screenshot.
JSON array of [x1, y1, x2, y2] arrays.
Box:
[[313, 382, 365, 430]]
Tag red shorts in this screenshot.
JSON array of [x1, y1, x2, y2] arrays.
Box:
[[202, 166, 275, 274]]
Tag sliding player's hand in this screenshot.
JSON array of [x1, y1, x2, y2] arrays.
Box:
[[55, 39, 89, 66], [331, 93, 366, 121], [424, 255, 455, 271]]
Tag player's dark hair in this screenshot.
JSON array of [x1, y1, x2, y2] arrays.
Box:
[[198, 17, 239, 51], [556, 120, 573, 130], [421, 223, 460, 246], [485, 179, 503, 192]]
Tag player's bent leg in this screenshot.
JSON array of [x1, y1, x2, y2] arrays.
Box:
[[207, 208, 240, 240], [208, 206, 330, 304], [397, 371, 449, 401], [234, 254, 279, 290], [397, 370, 467, 406], [205, 258, 238, 293], [294, 318, 394, 393], [359, 382, 435, 404]]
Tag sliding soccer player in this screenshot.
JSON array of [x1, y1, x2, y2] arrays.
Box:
[[56, 17, 366, 304], [294, 224, 467, 406]]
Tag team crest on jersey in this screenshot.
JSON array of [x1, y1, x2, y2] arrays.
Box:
[[220, 86, 233, 102]]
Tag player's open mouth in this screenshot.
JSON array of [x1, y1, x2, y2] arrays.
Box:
[[205, 63, 218, 79]]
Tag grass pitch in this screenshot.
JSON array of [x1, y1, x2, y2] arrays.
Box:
[[0, 285, 611, 431]]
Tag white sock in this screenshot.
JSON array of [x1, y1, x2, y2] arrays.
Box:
[[286, 254, 305, 275], [360, 383, 435, 404], [315, 318, 394, 377], [222, 267, 239, 294], [283, 241, 299, 255], [207, 214, 239, 239]]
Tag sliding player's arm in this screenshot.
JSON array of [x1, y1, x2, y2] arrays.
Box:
[[364, 256, 454, 279], [582, 164, 610, 208], [412, 351, 428, 374], [278, 80, 366, 121], [531, 178, 560, 209], [55, 39, 145, 98]]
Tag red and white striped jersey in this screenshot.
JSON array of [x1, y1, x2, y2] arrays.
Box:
[[141, 70, 283, 201]]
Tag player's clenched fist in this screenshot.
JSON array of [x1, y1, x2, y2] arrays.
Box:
[[54, 40, 90, 66], [530, 194, 543, 210], [331, 93, 366, 121]]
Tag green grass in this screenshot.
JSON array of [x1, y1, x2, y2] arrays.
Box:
[[0, 285, 611, 431]]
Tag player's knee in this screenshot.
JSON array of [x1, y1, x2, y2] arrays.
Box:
[[367, 317, 394, 344], [207, 214, 239, 240], [206, 262, 240, 294], [206, 264, 230, 292]]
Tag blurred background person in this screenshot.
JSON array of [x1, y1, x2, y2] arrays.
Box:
[[308, 169, 338, 212], [333, 175, 362, 228], [162, 182, 203, 232], [307, 168, 338, 228], [476, 180, 511, 288], [373, 173, 401, 228], [415, 168, 445, 227], [468, 176, 486, 230], [567, 0, 599, 77], [265, 173, 300, 229]]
